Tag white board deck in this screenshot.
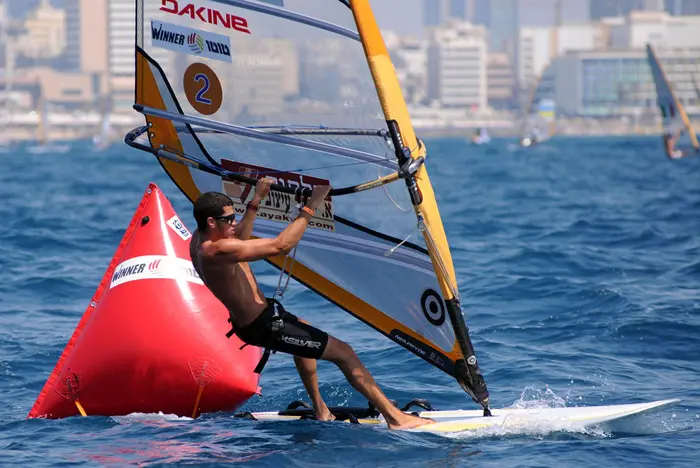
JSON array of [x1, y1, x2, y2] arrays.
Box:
[[247, 398, 681, 434]]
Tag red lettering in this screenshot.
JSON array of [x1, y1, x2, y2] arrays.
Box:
[[232, 16, 250, 34], [161, 1, 251, 35], [160, 0, 178, 14], [212, 10, 230, 28], [178, 3, 194, 19]]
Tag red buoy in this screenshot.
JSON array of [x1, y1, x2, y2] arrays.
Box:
[[28, 183, 262, 419]]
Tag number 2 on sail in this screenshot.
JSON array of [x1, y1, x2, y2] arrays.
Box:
[[183, 62, 223, 115], [194, 73, 212, 105]]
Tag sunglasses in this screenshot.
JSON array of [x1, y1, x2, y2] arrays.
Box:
[[213, 213, 236, 225]]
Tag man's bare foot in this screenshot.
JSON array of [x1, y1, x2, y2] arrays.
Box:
[[314, 408, 336, 422], [386, 413, 435, 430]]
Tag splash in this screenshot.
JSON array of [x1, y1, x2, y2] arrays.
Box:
[[435, 386, 683, 440]]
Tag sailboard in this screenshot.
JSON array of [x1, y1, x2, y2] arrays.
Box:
[[126, 0, 490, 414], [238, 398, 681, 434], [645, 43, 699, 158]]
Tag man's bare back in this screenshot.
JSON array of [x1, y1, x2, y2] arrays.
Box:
[[188, 178, 328, 328], [190, 229, 267, 328]]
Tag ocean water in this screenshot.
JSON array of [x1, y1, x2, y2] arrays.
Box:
[[1, 136, 698, 467]]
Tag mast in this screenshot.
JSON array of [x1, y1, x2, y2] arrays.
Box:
[[36, 82, 45, 145], [350, 0, 491, 414]]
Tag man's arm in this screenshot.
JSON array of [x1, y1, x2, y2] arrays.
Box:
[[213, 210, 313, 262], [235, 178, 273, 240], [212, 184, 331, 263]]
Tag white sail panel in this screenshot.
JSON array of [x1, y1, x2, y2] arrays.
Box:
[[134, 0, 469, 376]]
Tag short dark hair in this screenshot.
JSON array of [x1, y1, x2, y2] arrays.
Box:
[[193, 192, 233, 231]]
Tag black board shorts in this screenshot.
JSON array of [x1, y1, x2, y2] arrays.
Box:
[[234, 298, 329, 360]]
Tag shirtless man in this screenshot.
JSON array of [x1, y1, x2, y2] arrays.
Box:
[[189, 178, 433, 430]]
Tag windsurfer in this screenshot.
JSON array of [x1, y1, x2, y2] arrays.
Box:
[[189, 179, 434, 430], [662, 130, 684, 159]]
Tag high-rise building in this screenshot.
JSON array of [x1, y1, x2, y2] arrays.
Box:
[[424, 0, 446, 27], [554, 48, 700, 116], [470, 0, 520, 53], [606, 10, 700, 49], [449, 0, 473, 20], [424, 0, 474, 26], [590, 0, 663, 19], [65, 0, 108, 75], [487, 53, 516, 109], [489, 0, 520, 53], [664, 0, 700, 15], [426, 21, 488, 110], [518, 22, 606, 91], [18, 0, 65, 59], [109, 0, 171, 113]]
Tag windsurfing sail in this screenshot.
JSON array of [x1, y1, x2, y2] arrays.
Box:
[[471, 127, 489, 145], [645, 43, 699, 152], [127, 0, 490, 413], [519, 68, 555, 147]]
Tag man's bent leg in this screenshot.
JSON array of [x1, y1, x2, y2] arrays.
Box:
[[320, 335, 433, 430], [264, 307, 430, 429], [293, 356, 335, 421]]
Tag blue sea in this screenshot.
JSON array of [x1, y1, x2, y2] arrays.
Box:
[[1, 136, 698, 467]]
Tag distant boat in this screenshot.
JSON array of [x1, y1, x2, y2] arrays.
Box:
[[92, 111, 117, 151], [92, 87, 118, 152], [470, 127, 490, 145], [646, 43, 699, 160], [25, 90, 71, 155]]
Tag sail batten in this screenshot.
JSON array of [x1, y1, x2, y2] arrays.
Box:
[[130, 0, 490, 411], [138, 105, 398, 169]]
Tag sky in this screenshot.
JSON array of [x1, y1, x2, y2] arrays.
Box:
[[372, 0, 425, 35], [372, 0, 591, 36]]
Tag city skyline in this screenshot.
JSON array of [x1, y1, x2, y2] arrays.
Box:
[[2, 1, 700, 121], [4, 0, 697, 37], [2, 0, 593, 36]]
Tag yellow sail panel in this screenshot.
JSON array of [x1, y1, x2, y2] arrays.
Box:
[[136, 48, 201, 201], [350, 0, 489, 408], [349, 0, 457, 300], [646, 44, 699, 150]]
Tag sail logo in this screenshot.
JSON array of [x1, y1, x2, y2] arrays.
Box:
[[160, 0, 251, 35], [220, 159, 336, 232], [421, 289, 446, 326], [151, 20, 232, 63], [110, 255, 203, 289], [166, 215, 192, 241], [187, 32, 205, 54]]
